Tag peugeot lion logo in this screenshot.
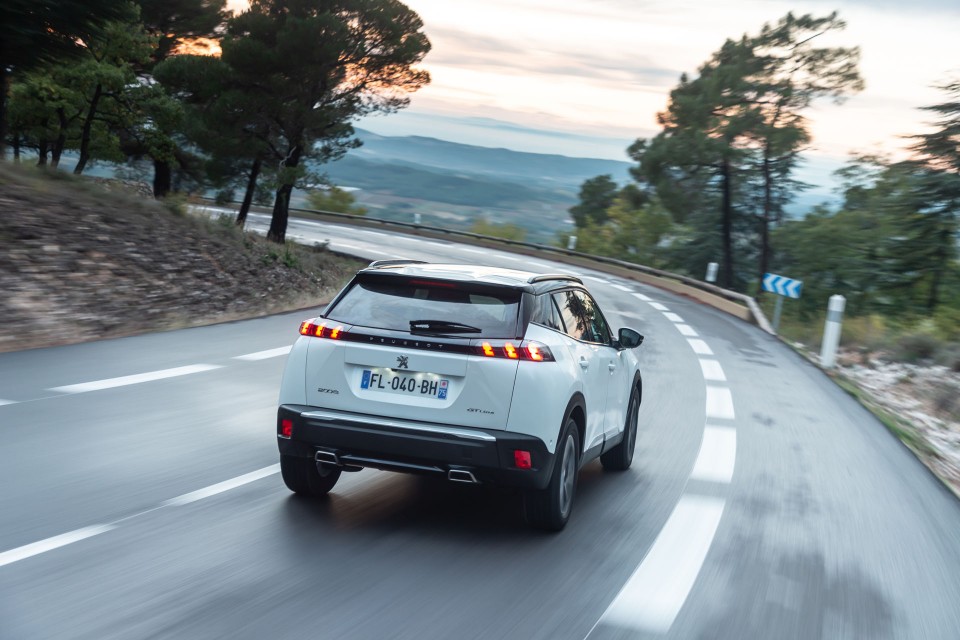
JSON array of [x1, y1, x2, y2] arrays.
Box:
[[396, 355, 409, 369]]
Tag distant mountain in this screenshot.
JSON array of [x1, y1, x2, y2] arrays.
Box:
[[334, 129, 634, 192]]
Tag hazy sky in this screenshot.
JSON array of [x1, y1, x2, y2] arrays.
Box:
[[228, 1, 959, 172]]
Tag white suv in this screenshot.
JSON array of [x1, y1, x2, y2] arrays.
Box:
[[276, 261, 644, 530]]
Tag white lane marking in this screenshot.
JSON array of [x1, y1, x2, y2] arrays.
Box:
[[0, 399, 17, 407], [163, 465, 281, 507], [650, 302, 669, 311], [459, 247, 486, 254], [582, 275, 607, 283], [598, 495, 726, 634], [690, 426, 737, 483], [0, 525, 116, 568], [663, 312, 684, 323], [687, 339, 714, 355], [705, 386, 736, 420], [612, 284, 633, 292], [632, 293, 652, 301], [233, 346, 292, 361], [676, 324, 698, 337], [699, 359, 727, 382], [49, 364, 223, 394]]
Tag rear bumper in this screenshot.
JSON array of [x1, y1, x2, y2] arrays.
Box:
[[277, 404, 554, 490]]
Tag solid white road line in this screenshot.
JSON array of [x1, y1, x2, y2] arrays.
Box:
[[705, 386, 736, 420], [49, 364, 223, 394], [650, 302, 669, 311], [612, 284, 633, 292], [233, 346, 292, 361], [0, 525, 116, 568], [691, 426, 737, 483], [632, 293, 652, 301], [582, 275, 607, 283], [0, 399, 16, 407], [663, 312, 684, 323], [598, 495, 726, 634], [699, 359, 727, 382], [676, 324, 698, 337], [459, 247, 487, 254], [687, 339, 714, 355], [163, 465, 281, 507]]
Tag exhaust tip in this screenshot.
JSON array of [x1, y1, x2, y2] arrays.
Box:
[[448, 469, 478, 484], [315, 450, 341, 466]]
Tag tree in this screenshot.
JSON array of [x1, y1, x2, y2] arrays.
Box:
[[744, 12, 863, 287], [569, 175, 618, 228], [904, 79, 960, 310], [138, 0, 228, 64], [222, 0, 431, 243], [0, 0, 132, 158], [306, 186, 367, 215]]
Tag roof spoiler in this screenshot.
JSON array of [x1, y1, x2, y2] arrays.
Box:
[[366, 259, 429, 269]]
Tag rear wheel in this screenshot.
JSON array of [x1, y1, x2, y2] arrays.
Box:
[[524, 417, 580, 531], [280, 454, 341, 497], [601, 385, 640, 471]]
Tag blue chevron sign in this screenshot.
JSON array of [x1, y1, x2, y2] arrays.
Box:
[[762, 273, 803, 299]]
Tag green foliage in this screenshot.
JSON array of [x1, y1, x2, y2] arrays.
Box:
[[306, 186, 367, 215], [569, 175, 618, 228], [572, 196, 675, 267], [469, 217, 526, 242]]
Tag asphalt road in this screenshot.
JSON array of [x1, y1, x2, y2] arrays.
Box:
[[1, 212, 959, 639]]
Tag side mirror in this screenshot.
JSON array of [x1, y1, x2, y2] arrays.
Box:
[[618, 327, 644, 349]]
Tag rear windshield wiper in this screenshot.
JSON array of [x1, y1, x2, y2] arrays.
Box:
[[409, 320, 482, 334]]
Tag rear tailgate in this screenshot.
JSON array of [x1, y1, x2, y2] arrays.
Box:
[[304, 338, 520, 430]]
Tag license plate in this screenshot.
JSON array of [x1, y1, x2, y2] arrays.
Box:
[[360, 369, 449, 399]]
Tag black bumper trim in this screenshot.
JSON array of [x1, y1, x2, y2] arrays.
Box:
[[277, 404, 554, 490]]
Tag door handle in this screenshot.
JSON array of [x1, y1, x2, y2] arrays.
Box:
[[608, 362, 616, 372], [579, 357, 589, 370]]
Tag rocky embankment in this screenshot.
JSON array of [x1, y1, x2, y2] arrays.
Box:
[[0, 164, 362, 353]]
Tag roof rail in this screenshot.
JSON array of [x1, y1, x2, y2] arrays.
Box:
[[527, 274, 583, 284], [366, 259, 428, 269]]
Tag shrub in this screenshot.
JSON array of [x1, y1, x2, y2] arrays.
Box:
[[891, 332, 942, 363]]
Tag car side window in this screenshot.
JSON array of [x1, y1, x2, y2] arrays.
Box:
[[553, 290, 611, 344], [532, 294, 565, 332]]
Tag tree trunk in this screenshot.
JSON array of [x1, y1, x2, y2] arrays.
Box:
[[37, 139, 49, 166], [720, 157, 735, 289], [237, 155, 262, 228], [12, 133, 20, 162], [51, 108, 69, 168], [153, 159, 172, 198], [758, 144, 773, 295], [0, 66, 9, 160], [267, 145, 303, 244], [74, 83, 103, 175]]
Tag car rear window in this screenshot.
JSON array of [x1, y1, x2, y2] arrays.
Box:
[[326, 278, 521, 338]]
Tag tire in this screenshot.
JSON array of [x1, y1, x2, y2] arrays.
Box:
[[524, 417, 580, 532], [601, 385, 640, 471], [280, 454, 341, 497]]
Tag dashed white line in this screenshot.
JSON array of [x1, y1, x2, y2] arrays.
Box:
[[663, 312, 684, 323], [582, 275, 607, 283], [163, 465, 281, 507], [632, 293, 652, 301], [49, 364, 223, 394], [699, 359, 727, 382], [687, 339, 714, 355], [690, 426, 737, 483], [650, 302, 669, 311], [233, 346, 292, 361], [459, 247, 486, 254], [676, 324, 698, 337], [0, 399, 17, 407], [597, 495, 726, 634], [705, 386, 736, 420], [0, 525, 116, 568], [611, 284, 633, 292]]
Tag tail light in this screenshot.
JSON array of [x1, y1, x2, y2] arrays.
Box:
[[474, 340, 554, 362], [279, 418, 293, 439], [299, 319, 345, 339]]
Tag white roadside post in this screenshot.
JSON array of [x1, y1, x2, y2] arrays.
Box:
[[705, 262, 718, 283], [820, 295, 846, 369], [567, 235, 578, 250]]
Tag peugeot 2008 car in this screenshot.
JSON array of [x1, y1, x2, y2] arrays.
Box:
[[276, 261, 644, 530]]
